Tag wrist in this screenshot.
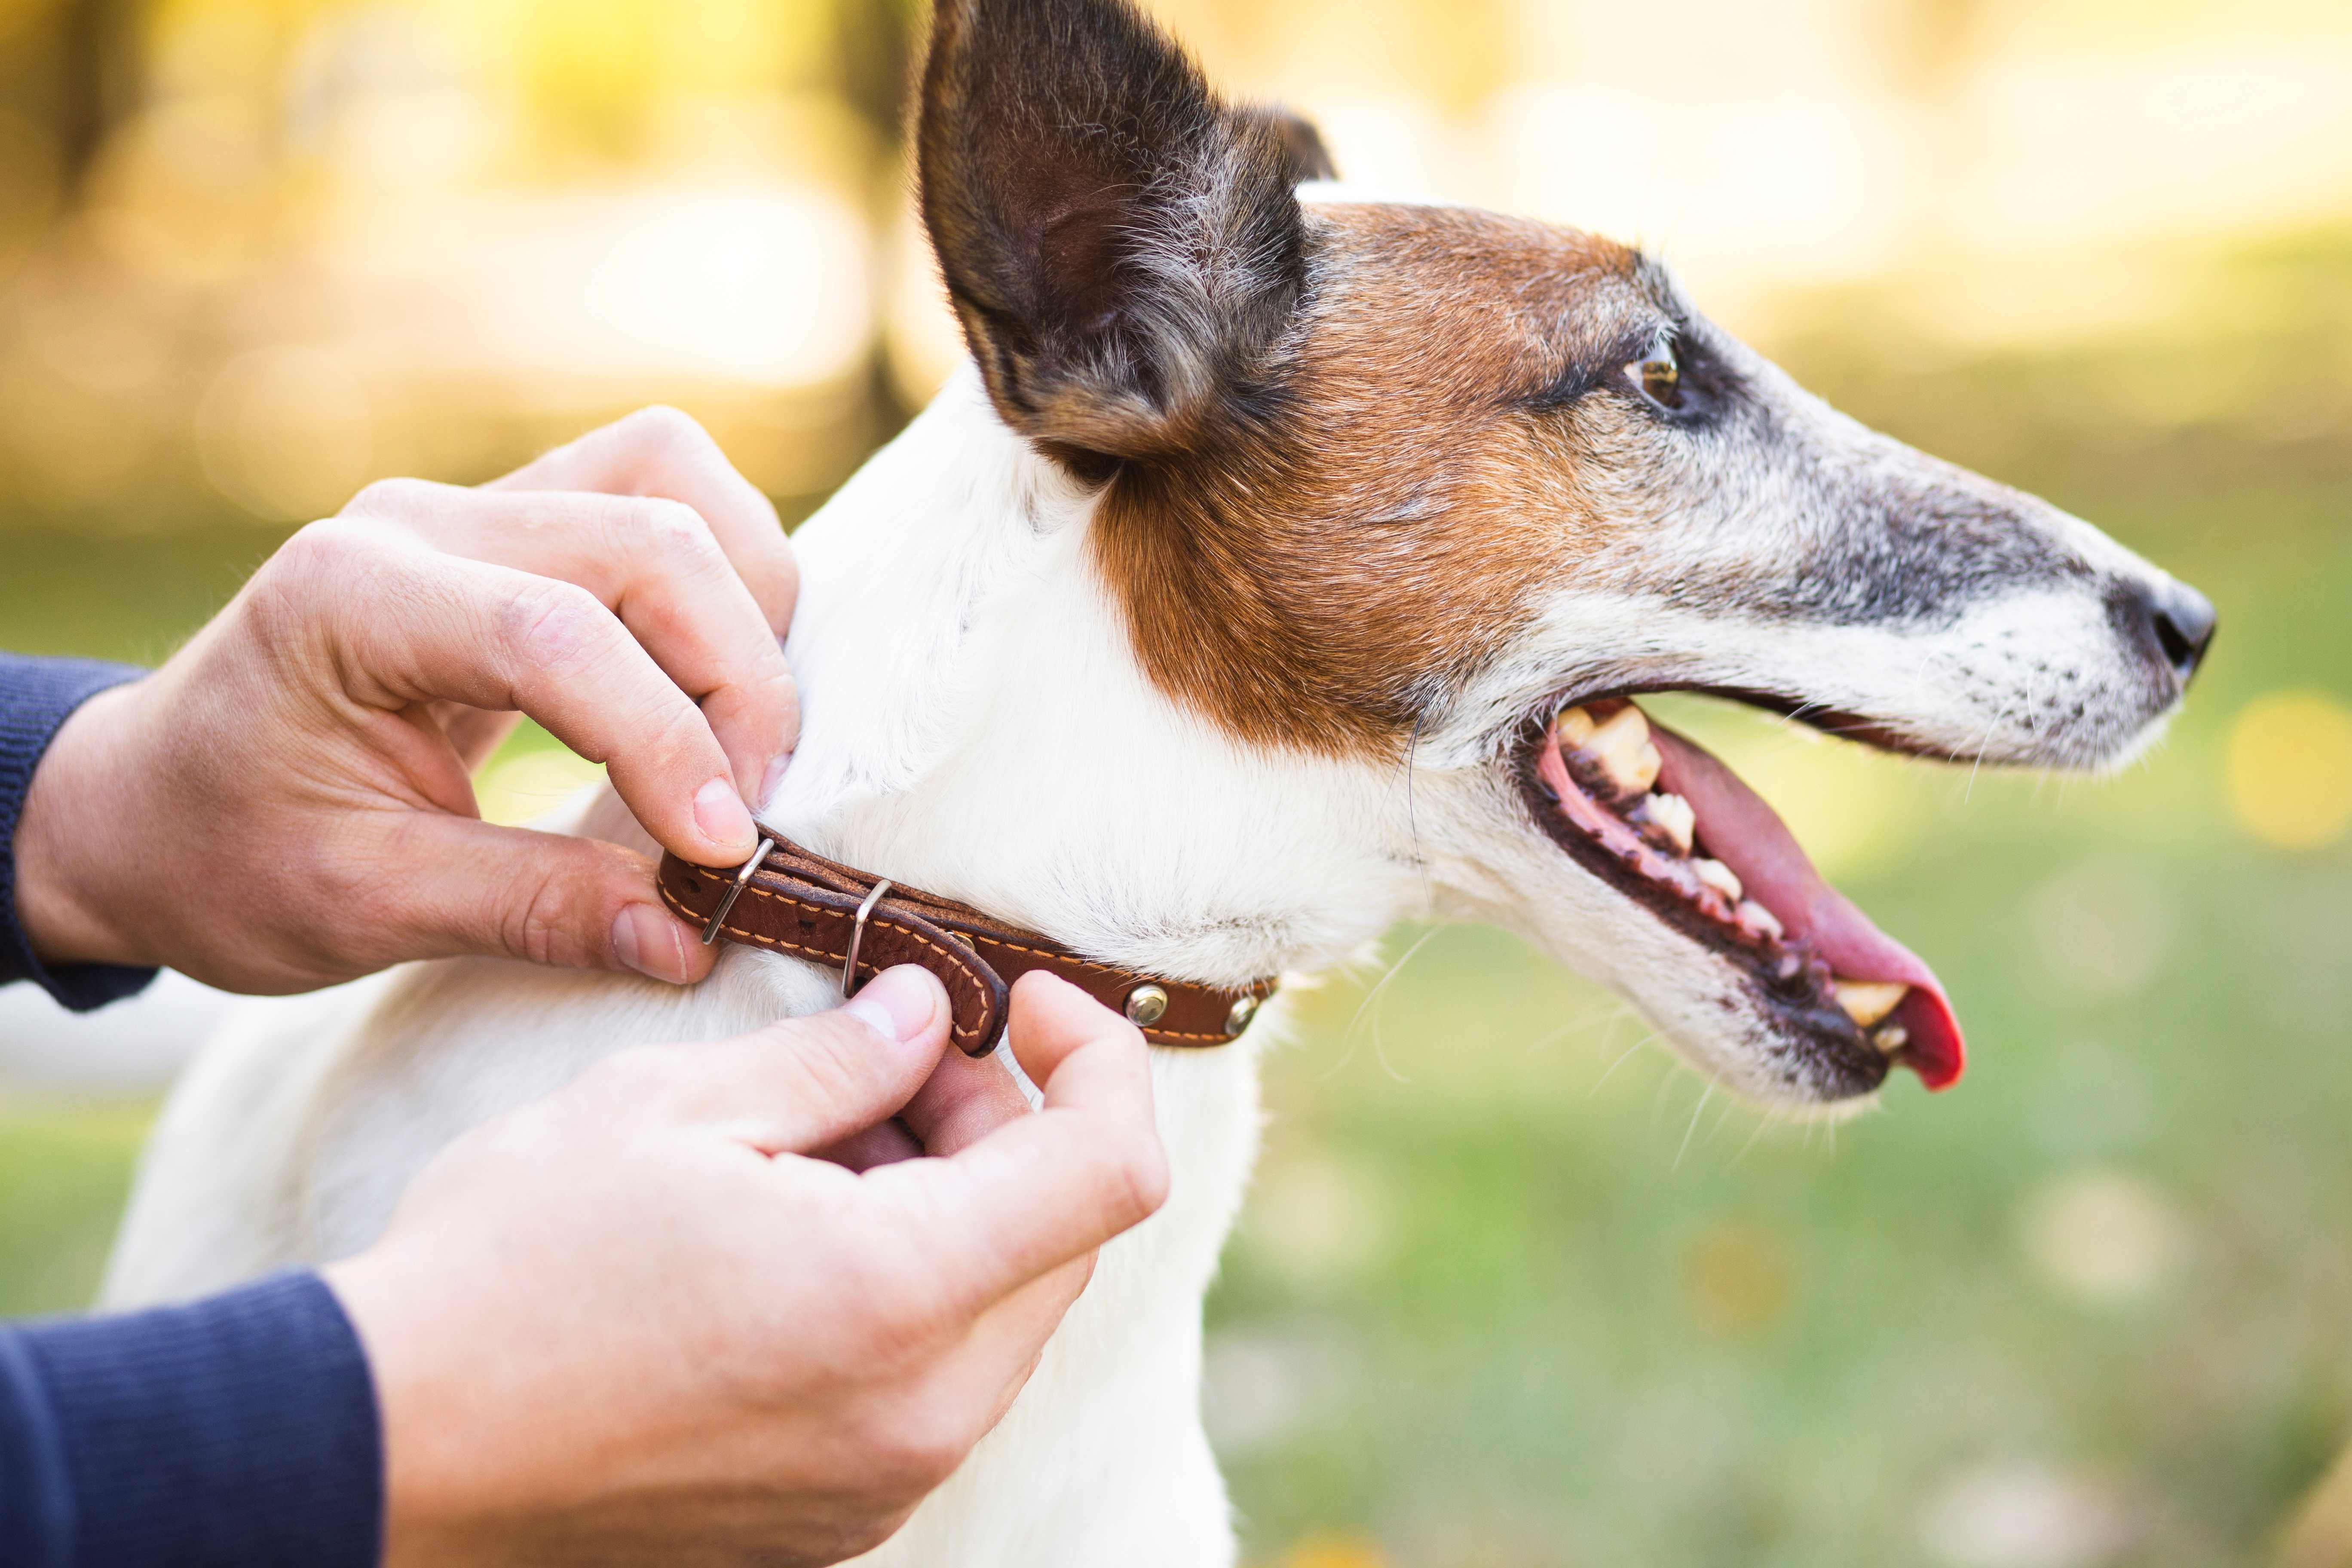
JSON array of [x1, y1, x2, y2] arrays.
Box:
[[15, 681, 147, 969], [323, 1249, 506, 1568]]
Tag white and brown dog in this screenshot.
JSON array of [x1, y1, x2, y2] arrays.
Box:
[[103, 0, 2214, 1559]]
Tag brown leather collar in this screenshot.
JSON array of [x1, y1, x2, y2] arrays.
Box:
[[657, 834, 1277, 1057]]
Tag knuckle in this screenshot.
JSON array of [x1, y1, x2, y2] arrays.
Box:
[[499, 864, 596, 967], [504, 581, 610, 672], [628, 496, 719, 564], [1127, 1145, 1173, 1221], [343, 476, 437, 521], [245, 521, 372, 642], [631, 688, 711, 763], [269, 517, 365, 580], [872, 1407, 976, 1493], [1097, 1137, 1170, 1231], [618, 404, 712, 457]]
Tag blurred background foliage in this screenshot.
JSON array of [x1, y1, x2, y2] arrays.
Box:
[[2, 0, 2351, 1564]]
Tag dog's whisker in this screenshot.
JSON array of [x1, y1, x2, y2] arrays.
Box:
[[1339, 927, 1442, 1042], [1589, 1026, 1661, 1099], [1672, 1080, 1715, 1171]]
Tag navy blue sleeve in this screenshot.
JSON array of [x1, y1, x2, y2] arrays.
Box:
[[0, 1271, 384, 1567], [0, 653, 158, 1011]]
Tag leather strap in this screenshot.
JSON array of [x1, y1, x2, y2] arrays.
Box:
[[657, 835, 1277, 1057]]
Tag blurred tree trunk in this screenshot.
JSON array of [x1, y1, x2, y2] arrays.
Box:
[[54, 0, 143, 203], [829, 0, 924, 442], [832, 0, 919, 146]]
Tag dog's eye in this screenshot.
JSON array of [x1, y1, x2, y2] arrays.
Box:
[[1624, 346, 1682, 410]]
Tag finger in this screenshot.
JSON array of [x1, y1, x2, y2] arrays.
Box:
[[364, 811, 716, 983], [306, 527, 758, 864], [818, 1040, 1027, 1169], [813, 1118, 925, 1173], [665, 967, 952, 1154], [906, 1253, 1100, 1451], [345, 481, 793, 804], [866, 972, 1168, 1312], [895, 1037, 1032, 1157], [489, 407, 799, 641], [952, 1252, 1099, 1406]]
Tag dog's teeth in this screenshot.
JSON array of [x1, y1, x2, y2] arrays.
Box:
[[1737, 899, 1784, 940], [1692, 858, 1742, 901], [1871, 1023, 1910, 1055], [1631, 792, 1696, 854], [1585, 705, 1661, 797], [1833, 980, 1909, 1029], [1553, 705, 1597, 747]]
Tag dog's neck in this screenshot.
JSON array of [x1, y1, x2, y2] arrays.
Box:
[[760, 368, 1428, 988]]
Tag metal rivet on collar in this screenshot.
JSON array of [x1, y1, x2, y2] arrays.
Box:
[[1124, 984, 1170, 1026], [1225, 994, 1261, 1035]]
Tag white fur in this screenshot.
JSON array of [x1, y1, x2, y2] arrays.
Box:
[[104, 371, 1436, 1565]]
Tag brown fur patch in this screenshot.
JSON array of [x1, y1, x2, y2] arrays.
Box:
[[1090, 203, 1660, 758]]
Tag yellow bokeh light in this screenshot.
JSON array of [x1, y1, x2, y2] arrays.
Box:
[[1274, 1536, 1389, 1568], [2227, 690, 2352, 851]]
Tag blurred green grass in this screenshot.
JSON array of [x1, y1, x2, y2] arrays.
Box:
[[0, 1097, 151, 1317], [3, 253, 2350, 1565]]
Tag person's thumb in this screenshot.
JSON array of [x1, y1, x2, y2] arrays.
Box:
[[661, 966, 954, 1154], [383, 813, 716, 983]]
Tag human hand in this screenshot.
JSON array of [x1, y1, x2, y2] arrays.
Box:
[[324, 966, 1169, 1568], [13, 407, 796, 992]]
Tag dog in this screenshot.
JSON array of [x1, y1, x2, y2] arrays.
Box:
[[102, 0, 2215, 1559]]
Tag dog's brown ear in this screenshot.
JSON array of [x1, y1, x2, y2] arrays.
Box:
[[1244, 104, 1339, 185], [917, 0, 1327, 467]]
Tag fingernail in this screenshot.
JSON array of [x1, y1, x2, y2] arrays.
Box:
[[844, 965, 945, 1046], [693, 776, 757, 856], [612, 903, 691, 983], [758, 750, 792, 810]]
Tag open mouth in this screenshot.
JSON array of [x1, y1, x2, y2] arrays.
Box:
[[1514, 697, 1966, 1094]]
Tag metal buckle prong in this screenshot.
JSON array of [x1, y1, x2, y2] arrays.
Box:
[[701, 839, 777, 946], [841, 878, 894, 998]]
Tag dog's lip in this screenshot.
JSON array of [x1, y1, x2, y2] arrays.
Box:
[[1519, 703, 1965, 1093], [1647, 720, 1965, 1090]]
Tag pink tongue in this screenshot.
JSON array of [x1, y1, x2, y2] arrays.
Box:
[[1648, 722, 1966, 1090]]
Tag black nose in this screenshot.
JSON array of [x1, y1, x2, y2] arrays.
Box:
[[2136, 578, 2217, 686]]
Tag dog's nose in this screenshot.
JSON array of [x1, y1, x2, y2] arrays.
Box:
[[2133, 578, 2218, 686]]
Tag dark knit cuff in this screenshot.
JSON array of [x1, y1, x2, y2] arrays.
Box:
[[0, 655, 156, 1011], [4, 1271, 384, 1567]]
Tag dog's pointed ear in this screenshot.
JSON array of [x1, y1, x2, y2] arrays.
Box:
[[917, 0, 1330, 467]]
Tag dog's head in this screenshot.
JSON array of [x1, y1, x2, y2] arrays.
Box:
[[913, 0, 2214, 1106]]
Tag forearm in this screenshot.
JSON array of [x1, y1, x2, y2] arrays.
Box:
[[0, 655, 156, 1010], [0, 1272, 383, 1567]]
